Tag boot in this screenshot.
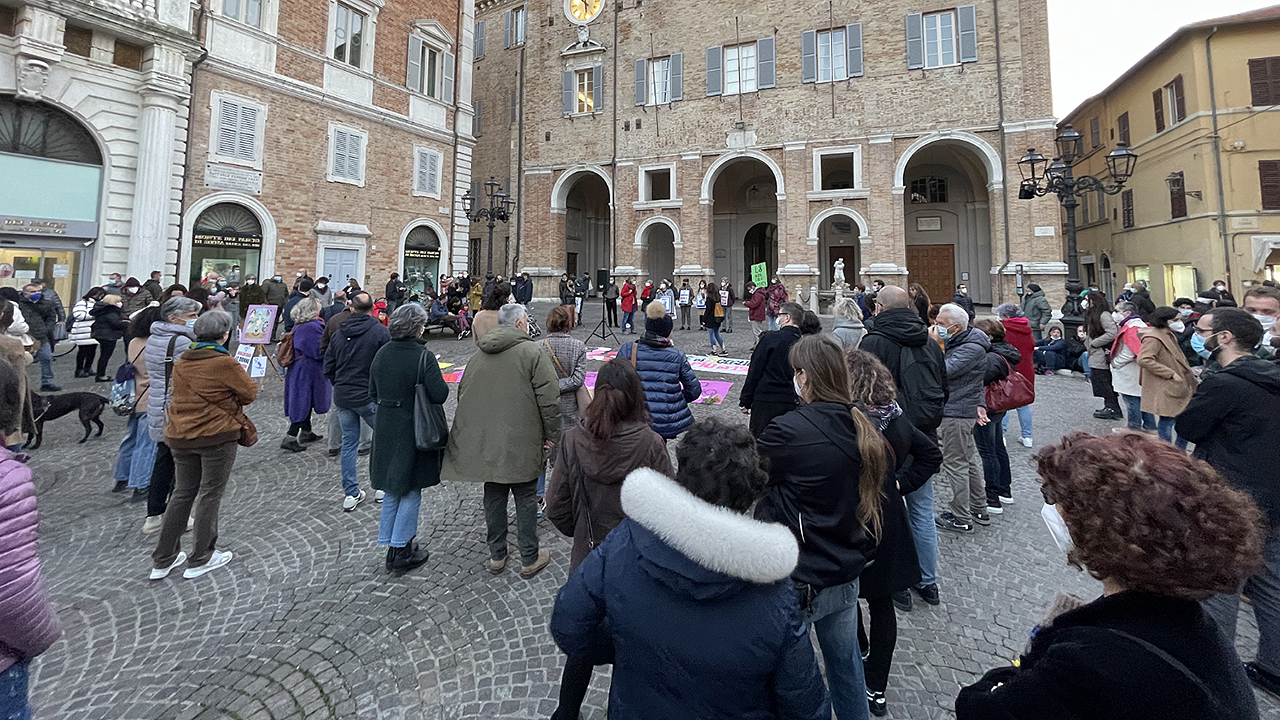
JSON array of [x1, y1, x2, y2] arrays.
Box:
[[385, 547, 395, 572], [390, 538, 431, 574], [280, 436, 307, 453], [298, 430, 323, 444]]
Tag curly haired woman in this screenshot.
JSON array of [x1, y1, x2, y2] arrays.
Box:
[[956, 431, 1264, 720]]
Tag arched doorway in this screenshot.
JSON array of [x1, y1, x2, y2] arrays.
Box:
[[190, 203, 263, 286], [563, 173, 610, 294], [402, 224, 441, 296], [638, 218, 677, 283], [902, 140, 994, 306], [817, 215, 860, 289], [710, 157, 779, 289], [0, 94, 104, 306]]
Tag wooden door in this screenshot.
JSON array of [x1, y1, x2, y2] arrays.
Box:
[[906, 244, 955, 306]]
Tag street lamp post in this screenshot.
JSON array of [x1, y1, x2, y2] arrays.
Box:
[[1017, 125, 1138, 336], [462, 176, 515, 275]]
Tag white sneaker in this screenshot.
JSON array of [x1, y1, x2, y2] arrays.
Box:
[[1055, 369, 1074, 376], [183, 550, 232, 579], [149, 551, 187, 580], [186, 516, 195, 533], [142, 515, 163, 534], [343, 489, 367, 512], [999, 495, 1014, 505], [375, 490, 385, 503], [1020, 437, 1033, 448]]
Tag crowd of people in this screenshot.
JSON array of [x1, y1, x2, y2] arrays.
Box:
[[3, 264, 1280, 720]]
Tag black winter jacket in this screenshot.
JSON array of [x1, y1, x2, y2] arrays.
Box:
[[18, 296, 57, 343], [88, 302, 127, 342], [983, 341, 1022, 385], [322, 313, 390, 409], [756, 402, 878, 590], [740, 326, 801, 408], [858, 308, 947, 429], [1176, 354, 1280, 527], [514, 277, 533, 304], [957, 591, 1259, 720]]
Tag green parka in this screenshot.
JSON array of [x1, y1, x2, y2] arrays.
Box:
[[369, 337, 449, 496], [443, 325, 561, 484]]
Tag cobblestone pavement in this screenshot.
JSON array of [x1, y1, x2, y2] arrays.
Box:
[[22, 301, 1280, 719]]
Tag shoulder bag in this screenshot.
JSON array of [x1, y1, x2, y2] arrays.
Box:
[[545, 339, 592, 416], [985, 358, 1035, 413], [414, 349, 449, 451]]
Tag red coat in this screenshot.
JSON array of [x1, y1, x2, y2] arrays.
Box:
[[744, 288, 767, 322], [620, 282, 637, 312], [1001, 316, 1036, 389], [640, 284, 654, 301]]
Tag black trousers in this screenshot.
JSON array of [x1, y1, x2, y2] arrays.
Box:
[[95, 338, 117, 378], [1089, 367, 1122, 412], [75, 344, 96, 374], [551, 643, 615, 720], [604, 299, 618, 326], [857, 596, 897, 693], [146, 441, 176, 517], [748, 400, 797, 438]]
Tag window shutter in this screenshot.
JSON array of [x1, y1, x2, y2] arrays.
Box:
[[510, 88, 518, 124], [236, 104, 257, 161], [563, 70, 574, 113], [415, 149, 429, 193], [1121, 189, 1134, 228], [1118, 112, 1130, 145], [1169, 171, 1187, 219], [846, 23, 863, 77], [333, 130, 348, 178], [427, 152, 440, 195], [756, 38, 775, 89], [244, 0, 261, 27], [1249, 58, 1270, 106], [1173, 75, 1186, 122], [407, 35, 423, 93], [1153, 88, 1165, 133], [443, 52, 455, 104], [216, 99, 239, 157], [473, 100, 482, 135], [669, 52, 683, 101], [1262, 160, 1280, 211], [801, 30, 817, 83], [504, 9, 512, 49], [706, 46, 723, 96], [906, 13, 924, 69], [1097, 188, 1106, 219], [592, 65, 602, 111], [634, 58, 647, 106], [475, 20, 485, 59], [349, 133, 362, 181], [958, 5, 977, 63]]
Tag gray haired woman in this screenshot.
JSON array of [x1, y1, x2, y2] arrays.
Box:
[[141, 296, 202, 535], [831, 297, 866, 350]]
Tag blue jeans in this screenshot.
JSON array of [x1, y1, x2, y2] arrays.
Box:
[[805, 579, 869, 720], [707, 327, 724, 348], [377, 490, 422, 547], [1080, 352, 1092, 378], [767, 313, 779, 331], [338, 402, 377, 497], [1001, 405, 1032, 440], [1204, 530, 1280, 676], [1119, 394, 1157, 431], [0, 660, 30, 720], [1154, 416, 1189, 449], [114, 412, 158, 489], [34, 342, 53, 386], [903, 479, 939, 587], [622, 310, 634, 332]]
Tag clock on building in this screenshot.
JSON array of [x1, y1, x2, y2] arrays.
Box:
[[566, 0, 602, 23]]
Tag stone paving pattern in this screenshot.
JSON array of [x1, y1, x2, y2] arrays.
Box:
[[22, 301, 1280, 719]]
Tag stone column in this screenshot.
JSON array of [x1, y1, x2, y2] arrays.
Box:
[[129, 45, 188, 277]]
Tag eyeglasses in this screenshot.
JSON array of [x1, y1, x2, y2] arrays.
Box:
[[1193, 326, 1216, 336]]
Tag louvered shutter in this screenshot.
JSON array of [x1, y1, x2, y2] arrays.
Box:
[[669, 53, 682, 101], [443, 52, 455, 104], [1118, 112, 1130, 145], [407, 35, 423, 93], [1173, 75, 1186, 122], [1169, 172, 1187, 219], [217, 99, 239, 157], [1153, 89, 1165, 133], [333, 130, 348, 178], [563, 70, 574, 113], [846, 24, 863, 77], [236, 104, 257, 161], [591, 65, 602, 111], [706, 46, 723, 96], [349, 133, 362, 181], [906, 13, 924, 69], [635, 58, 647, 106], [416, 149, 430, 193], [757, 38, 775, 89], [472, 99, 482, 135], [1262, 160, 1280, 211], [427, 152, 440, 195], [504, 9, 512, 49], [801, 30, 816, 83], [475, 20, 485, 59], [1247, 57, 1280, 107], [958, 5, 977, 63]]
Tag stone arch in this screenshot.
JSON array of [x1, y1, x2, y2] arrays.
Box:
[[551, 164, 614, 213], [807, 206, 870, 242], [397, 218, 449, 293], [700, 149, 786, 204], [893, 130, 1004, 191], [633, 215, 682, 249], [181, 192, 278, 278]]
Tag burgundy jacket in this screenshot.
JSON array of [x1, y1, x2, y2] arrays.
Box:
[[0, 449, 61, 674]]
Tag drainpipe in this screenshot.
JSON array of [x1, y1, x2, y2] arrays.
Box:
[[992, 0, 1012, 305], [514, 44, 525, 274], [609, 0, 619, 281], [1206, 27, 1232, 291], [175, 2, 210, 283]]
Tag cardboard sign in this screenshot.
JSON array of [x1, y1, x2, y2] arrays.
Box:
[[234, 343, 255, 372], [720, 290, 729, 305], [679, 289, 690, 305], [750, 262, 769, 287], [249, 356, 267, 378], [695, 292, 706, 309], [585, 347, 618, 362]]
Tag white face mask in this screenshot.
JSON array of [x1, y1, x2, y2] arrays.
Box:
[[792, 375, 804, 398], [1254, 314, 1277, 332], [1112, 311, 1127, 324], [1169, 321, 1186, 334], [184, 318, 197, 329], [936, 325, 951, 340], [1041, 502, 1074, 554]]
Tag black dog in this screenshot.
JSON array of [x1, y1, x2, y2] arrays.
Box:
[[27, 392, 109, 450]]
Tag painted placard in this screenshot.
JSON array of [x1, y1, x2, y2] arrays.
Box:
[[750, 262, 768, 287], [249, 356, 268, 378], [584, 371, 734, 405], [238, 304, 278, 345]]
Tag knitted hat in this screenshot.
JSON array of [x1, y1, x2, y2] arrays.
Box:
[[1028, 283, 1041, 293], [645, 301, 672, 337]]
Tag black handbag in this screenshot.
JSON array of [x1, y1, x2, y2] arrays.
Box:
[[414, 349, 449, 452]]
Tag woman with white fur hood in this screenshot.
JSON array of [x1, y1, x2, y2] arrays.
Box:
[[550, 417, 830, 720]]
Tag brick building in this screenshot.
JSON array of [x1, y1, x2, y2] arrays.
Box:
[[181, 0, 476, 295], [471, 0, 1064, 306]]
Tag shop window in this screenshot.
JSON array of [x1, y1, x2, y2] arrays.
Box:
[[403, 224, 441, 295], [190, 203, 263, 287]]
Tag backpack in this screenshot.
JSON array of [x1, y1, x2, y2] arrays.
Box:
[[713, 302, 724, 318], [109, 346, 144, 416], [276, 331, 296, 368], [898, 344, 946, 434]]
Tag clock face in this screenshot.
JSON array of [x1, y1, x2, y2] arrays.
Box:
[[568, 0, 602, 23]]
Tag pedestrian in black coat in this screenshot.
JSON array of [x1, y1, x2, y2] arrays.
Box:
[[89, 296, 128, 381], [739, 303, 804, 437]]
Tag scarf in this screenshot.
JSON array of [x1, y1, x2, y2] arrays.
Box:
[[863, 402, 903, 433], [638, 331, 673, 348], [190, 341, 229, 354], [1111, 315, 1144, 359]]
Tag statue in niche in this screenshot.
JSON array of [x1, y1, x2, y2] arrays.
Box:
[[832, 257, 848, 291]]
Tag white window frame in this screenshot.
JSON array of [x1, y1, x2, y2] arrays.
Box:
[[410, 33, 448, 99], [208, 91, 267, 170], [575, 68, 594, 114], [327, 122, 368, 187], [413, 146, 443, 198], [635, 162, 679, 208], [513, 5, 526, 46], [724, 42, 757, 96], [809, 145, 865, 198], [326, 0, 381, 74], [647, 56, 671, 106], [220, 0, 265, 30], [816, 28, 847, 83], [923, 10, 958, 69]]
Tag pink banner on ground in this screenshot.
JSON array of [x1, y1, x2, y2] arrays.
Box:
[[684, 355, 751, 376], [584, 371, 734, 405], [443, 367, 466, 383], [585, 347, 618, 361]]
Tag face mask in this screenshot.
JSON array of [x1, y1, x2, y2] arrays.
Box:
[[936, 325, 950, 340], [1169, 321, 1185, 334], [1215, 284, 1225, 291], [1112, 311, 1127, 324], [959, 287, 967, 295], [217, 281, 226, 287], [246, 279, 255, 285], [110, 278, 121, 285], [1124, 285, 1133, 292], [273, 276, 281, 282], [1190, 331, 1211, 359], [1254, 314, 1277, 332], [317, 283, 327, 290], [185, 318, 197, 329], [1179, 308, 1192, 317], [296, 272, 303, 277], [1205, 332, 1224, 356], [1041, 503, 1074, 554], [792, 375, 804, 398], [27, 293, 42, 302]]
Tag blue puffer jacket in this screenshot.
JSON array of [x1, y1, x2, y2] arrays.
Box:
[[551, 468, 830, 720], [618, 335, 702, 439]]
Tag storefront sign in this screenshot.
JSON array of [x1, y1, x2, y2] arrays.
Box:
[[0, 215, 98, 239], [193, 233, 263, 249], [204, 164, 264, 195], [404, 248, 441, 259]]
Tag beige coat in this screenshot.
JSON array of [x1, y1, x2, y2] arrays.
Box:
[[1137, 327, 1196, 418], [124, 336, 151, 410], [0, 335, 33, 446]]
